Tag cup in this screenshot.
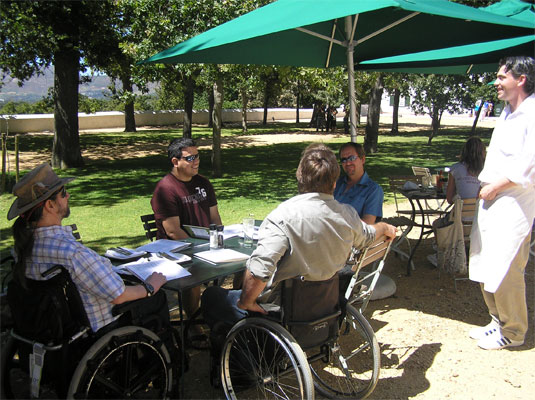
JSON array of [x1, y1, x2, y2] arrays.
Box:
[[422, 175, 432, 188], [242, 215, 255, 248]]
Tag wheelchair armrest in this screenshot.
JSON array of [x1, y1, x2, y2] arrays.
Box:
[[111, 297, 146, 316]]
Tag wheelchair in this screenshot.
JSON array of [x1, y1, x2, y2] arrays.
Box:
[[0, 265, 180, 399], [218, 237, 391, 400]]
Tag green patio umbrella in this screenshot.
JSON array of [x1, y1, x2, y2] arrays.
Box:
[[141, 0, 534, 142], [358, 0, 535, 74]]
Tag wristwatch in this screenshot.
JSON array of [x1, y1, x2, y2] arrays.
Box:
[[142, 281, 155, 297]]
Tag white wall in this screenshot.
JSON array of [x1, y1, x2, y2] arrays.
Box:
[[0, 108, 314, 134]]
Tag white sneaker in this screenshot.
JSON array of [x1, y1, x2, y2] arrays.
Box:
[[469, 320, 500, 340], [477, 332, 524, 350]]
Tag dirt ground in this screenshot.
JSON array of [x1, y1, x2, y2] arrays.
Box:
[[7, 120, 535, 399]]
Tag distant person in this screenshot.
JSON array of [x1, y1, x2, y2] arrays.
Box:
[[316, 104, 326, 132], [334, 142, 384, 224], [480, 100, 489, 120], [151, 138, 222, 348], [446, 137, 486, 204], [469, 56, 535, 350]]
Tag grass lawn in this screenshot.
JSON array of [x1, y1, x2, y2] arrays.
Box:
[[0, 122, 493, 258]]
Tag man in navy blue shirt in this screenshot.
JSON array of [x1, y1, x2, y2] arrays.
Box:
[[334, 142, 383, 224]]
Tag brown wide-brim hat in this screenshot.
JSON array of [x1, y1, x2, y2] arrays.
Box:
[[7, 163, 75, 220]]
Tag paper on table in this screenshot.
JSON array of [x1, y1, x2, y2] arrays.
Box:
[[194, 248, 250, 264], [135, 239, 191, 253], [221, 224, 243, 240], [104, 248, 146, 260], [158, 252, 192, 263], [121, 258, 191, 281]]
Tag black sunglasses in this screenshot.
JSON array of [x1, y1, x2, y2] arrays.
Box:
[[182, 154, 200, 162], [340, 155, 359, 164], [54, 186, 67, 198]]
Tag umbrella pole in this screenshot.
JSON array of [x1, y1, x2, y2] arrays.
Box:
[[345, 16, 357, 143]]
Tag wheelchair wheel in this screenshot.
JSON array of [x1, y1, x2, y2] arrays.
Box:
[[309, 304, 380, 399], [68, 326, 174, 399], [0, 335, 22, 399], [221, 317, 314, 400]]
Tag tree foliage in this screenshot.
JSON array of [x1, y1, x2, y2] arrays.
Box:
[[409, 74, 473, 144], [1, 0, 119, 168]]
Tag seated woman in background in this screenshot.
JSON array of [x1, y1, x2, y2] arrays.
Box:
[[446, 137, 486, 204]]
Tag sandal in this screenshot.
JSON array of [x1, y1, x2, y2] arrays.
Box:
[[188, 333, 210, 350]]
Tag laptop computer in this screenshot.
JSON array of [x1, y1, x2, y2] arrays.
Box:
[[183, 224, 210, 240]]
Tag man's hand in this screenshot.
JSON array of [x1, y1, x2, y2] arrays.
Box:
[[373, 222, 398, 242], [146, 272, 167, 292], [479, 184, 498, 201], [479, 178, 515, 201]]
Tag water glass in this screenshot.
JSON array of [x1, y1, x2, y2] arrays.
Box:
[[242, 215, 255, 248]]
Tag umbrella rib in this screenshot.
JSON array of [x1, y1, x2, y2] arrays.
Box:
[[466, 64, 474, 74], [295, 27, 345, 47], [356, 12, 420, 45], [325, 19, 338, 68], [351, 14, 359, 42]]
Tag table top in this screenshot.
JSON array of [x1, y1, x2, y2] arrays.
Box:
[[400, 187, 447, 200], [163, 236, 255, 292]]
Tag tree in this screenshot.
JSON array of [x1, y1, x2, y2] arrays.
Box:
[[364, 74, 384, 154], [408, 74, 472, 144], [1, 0, 118, 168], [383, 73, 412, 134]]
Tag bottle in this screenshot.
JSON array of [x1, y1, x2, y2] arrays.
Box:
[[217, 225, 224, 248], [437, 170, 443, 191], [209, 224, 218, 249]]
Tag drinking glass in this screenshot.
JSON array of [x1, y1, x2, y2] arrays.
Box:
[[242, 215, 255, 248]]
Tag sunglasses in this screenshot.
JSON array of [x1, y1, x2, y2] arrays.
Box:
[[182, 154, 200, 162], [340, 155, 359, 164], [54, 186, 67, 198]]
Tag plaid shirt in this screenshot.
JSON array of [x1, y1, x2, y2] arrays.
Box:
[[26, 225, 125, 332]]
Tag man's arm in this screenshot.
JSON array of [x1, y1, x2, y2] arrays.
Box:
[[479, 177, 516, 201], [237, 269, 267, 314], [162, 216, 189, 240], [209, 205, 222, 225], [361, 214, 377, 224], [112, 272, 167, 304]]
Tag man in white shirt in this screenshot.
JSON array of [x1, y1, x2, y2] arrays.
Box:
[[468, 56, 535, 350]]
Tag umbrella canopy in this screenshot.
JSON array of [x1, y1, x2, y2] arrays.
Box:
[[358, 0, 535, 74], [142, 0, 534, 141]]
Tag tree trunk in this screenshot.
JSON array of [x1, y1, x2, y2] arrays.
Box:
[[391, 88, 400, 134], [183, 78, 194, 138], [471, 99, 482, 135], [241, 88, 248, 133], [208, 88, 214, 128], [52, 48, 84, 169], [263, 81, 269, 125], [122, 74, 136, 133], [364, 75, 384, 154], [428, 105, 442, 145], [212, 79, 223, 178]]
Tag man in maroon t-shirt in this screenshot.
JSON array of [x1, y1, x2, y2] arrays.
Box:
[[151, 138, 222, 348]]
